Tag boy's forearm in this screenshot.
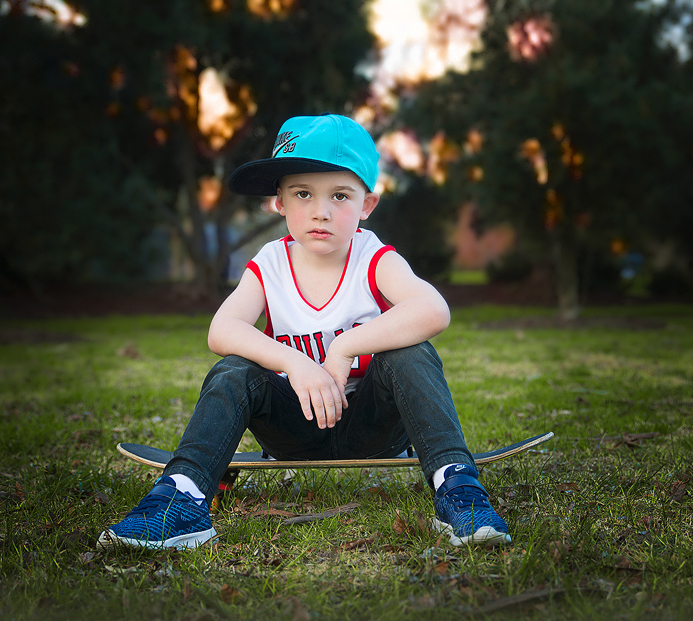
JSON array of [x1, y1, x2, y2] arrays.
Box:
[[330, 294, 450, 359], [208, 319, 303, 374]]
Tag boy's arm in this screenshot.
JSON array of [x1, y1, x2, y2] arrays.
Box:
[[323, 251, 450, 386], [208, 268, 347, 429]]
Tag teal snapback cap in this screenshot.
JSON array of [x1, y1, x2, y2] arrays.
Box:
[[228, 114, 380, 195]]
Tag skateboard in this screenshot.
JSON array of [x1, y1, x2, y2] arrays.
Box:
[[117, 431, 554, 486]]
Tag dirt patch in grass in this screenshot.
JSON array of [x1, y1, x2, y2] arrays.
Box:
[[478, 316, 668, 330]]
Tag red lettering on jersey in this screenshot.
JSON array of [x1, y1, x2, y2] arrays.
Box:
[[313, 332, 326, 363], [277, 335, 291, 347], [300, 334, 315, 360]]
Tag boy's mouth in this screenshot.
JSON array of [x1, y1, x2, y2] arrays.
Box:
[[308, 229, 332, 239]]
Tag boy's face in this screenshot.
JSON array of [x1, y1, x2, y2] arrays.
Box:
[[276, 171, 379, 258]]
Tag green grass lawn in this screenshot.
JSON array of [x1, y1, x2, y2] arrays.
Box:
[[1, 305, 692, 620]]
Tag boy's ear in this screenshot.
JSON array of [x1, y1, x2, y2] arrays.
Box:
[[275, 189, 286, 216], [360, 192, 380, 220]]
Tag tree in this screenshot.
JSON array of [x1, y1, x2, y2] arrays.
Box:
[[0, 0, 375, 292], [0, 9, 160, 289], [399, 0, 693, 318]]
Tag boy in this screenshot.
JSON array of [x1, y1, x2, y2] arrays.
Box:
[[98, 114, 510, 550]]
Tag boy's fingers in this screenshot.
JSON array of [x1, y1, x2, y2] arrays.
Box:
[[332, 384, 346, 422], [324, 395, 340, 428], [309, 390, 327, 429], [298, 393, 314, 422]]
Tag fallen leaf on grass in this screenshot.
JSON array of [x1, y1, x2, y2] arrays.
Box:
[[654, 472, 690, 502], [93, 491, 109, 505], [393, 508, 429, 537], [393, 509, 413, 536], [280, 597, 310, 621], [282, 502, 360, 526], [337, 532, 380, 551], [366, 486, 390, 502], [117, 343, 141, 359], [14, 482, 25, 502], [641, 515, 657, 529], [183, 580, 193, 602], [220, 584, 240, 604], [556, 482, 579, 493]]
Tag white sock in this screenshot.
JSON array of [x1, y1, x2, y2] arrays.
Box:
[[433, 465, 451, 490], [433, 463, 475, 490], [169, 473, 205, 504]]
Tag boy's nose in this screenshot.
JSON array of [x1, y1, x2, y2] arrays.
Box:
[[312, 199, 331, 220]]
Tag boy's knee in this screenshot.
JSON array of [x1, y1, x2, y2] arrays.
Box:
[[372, 341, 443, 377], [204, 355, 266, 387]]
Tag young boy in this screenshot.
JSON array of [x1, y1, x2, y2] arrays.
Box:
[[98, 114, 510, 550]]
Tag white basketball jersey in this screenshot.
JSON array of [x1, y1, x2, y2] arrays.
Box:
[[247, 228, 394, 392]]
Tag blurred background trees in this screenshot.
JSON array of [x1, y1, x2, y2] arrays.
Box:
[[1, 0, 691, 315], [397, 0, 693, 317], [1, 0, 373, 293]]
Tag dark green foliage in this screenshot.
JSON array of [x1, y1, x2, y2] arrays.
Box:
[[0, 1, 374, 290], [400, 0, 693, 314], [0, 14, 160, 288], [649, 265, 693, 299], [486, 250, 534, 283], [367, 175, 456, 280]]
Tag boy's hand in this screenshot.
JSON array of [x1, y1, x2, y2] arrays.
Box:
[[322, 347, 353, 406], [285, 355, 346, 430]]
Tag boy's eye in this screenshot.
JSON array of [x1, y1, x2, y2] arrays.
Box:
[[296, 191, 311, 199], [333, 192, 348, 201]]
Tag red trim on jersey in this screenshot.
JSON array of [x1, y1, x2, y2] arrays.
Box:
[[368, 245, 396, 312], [246, 260, 273, 337], [283, 237, 353, 312]]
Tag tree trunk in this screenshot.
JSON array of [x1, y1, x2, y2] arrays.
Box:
[[177, 127, 212, 292], [549, 229, 580, 320]]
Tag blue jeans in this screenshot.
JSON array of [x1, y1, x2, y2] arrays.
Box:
[[165, 341, 475, 504]]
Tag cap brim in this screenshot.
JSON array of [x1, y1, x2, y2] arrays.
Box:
[[228, 158, 351, 196]]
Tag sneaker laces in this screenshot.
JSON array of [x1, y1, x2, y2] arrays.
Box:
[[443, 483, 489, 510], [123, 491, 175, 518]]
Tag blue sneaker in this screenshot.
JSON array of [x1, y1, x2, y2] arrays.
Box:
[[97, 476, 217, 550], [432, 464, 511, 546]]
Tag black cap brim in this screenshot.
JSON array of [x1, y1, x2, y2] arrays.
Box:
[[228, 158, 351, 196]]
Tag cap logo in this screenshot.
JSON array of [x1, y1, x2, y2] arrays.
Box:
[[272, 131, 299, 157]]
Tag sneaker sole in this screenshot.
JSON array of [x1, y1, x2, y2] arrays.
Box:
[[97, 527, 217, 550], [431, 518, 512, 546]]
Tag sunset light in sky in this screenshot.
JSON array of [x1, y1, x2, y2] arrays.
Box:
[[368, 0, 486, 101]]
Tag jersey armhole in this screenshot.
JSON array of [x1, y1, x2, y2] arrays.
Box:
[[246, 260, 273, 337], [368, 246, 396, 312]]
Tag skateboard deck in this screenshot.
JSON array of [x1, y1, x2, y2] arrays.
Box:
[[117, 431, 554, 474]]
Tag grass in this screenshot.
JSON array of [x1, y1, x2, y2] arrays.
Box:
[[449, 270, 489, 285], [1, 305, 692, 620]]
